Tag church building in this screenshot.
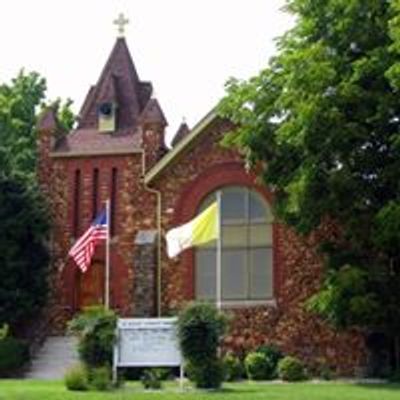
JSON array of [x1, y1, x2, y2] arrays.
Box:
[[37, 26, 366, 375]]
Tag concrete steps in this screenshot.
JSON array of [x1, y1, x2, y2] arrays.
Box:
[[25, 336, 79, 380]]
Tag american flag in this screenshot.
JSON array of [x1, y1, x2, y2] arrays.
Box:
[[69, 209, 108, 272]]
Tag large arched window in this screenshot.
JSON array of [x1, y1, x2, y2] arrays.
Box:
[[196, 186, 273, 303]]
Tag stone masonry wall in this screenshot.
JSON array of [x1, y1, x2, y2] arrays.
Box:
[[151, 118, 366, 376], [133, 230, 157, 317], [38, 115, 367, 374], [38, 142, 159, 331]]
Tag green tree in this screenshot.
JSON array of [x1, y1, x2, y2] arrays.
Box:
[[0, 175, 49, 328], [0, 70, 75, 180], [0, 71, 46, 180], [0, 71, 75, 330], [220, 0, 400, 369]]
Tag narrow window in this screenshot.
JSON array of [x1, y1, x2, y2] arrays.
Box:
[[73, 169, 81, 237], [92, 168, 99, 219], [110, 167, 118, 236]]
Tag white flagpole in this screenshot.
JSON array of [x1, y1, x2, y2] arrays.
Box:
[[216, 191, 222, 310], [105, 199, 111, 310]]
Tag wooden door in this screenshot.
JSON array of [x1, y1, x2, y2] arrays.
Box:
[[78, 262, 105, 309]]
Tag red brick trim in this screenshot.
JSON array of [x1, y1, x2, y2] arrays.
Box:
[[172, 161, 281, 301]]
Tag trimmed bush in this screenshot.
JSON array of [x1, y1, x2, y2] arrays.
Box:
[[223, 353, 244, 381], [187, 359, 224, 389], [319, 364, 333, 380], [141, 369, 164, 390], [177, 302, 227, 365], [177, 302, 227, 389], [90, 366, 112, 391], [68, 306, 117, 368], [245, 352, 273, 380], [64, 364, 89, 391], [0, 336, 28, 377], [255, 344, 284, 379], [257, 345, 283, 366], [278, 356, 307, 382]]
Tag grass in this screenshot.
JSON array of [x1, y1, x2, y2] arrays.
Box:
[[0, 380, 400, 400]]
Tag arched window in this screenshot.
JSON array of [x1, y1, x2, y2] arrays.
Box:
[[195, 186, 273, 303]]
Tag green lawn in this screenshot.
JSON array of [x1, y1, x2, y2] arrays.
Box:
[[0, 380, 399, 400]]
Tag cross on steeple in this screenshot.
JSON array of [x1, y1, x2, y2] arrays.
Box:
[[114, 13, 129, 37]]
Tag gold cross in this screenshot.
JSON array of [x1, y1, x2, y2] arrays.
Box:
[[113, 13, 129, 37]]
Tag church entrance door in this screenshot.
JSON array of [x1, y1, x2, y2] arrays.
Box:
[[78, 262, 105, 309]]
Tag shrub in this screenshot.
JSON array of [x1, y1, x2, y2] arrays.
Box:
[[177, 302, 227, 389], [177, 302, 227, 365], [64, 364, 89, 391], [278, 356, 307, 382], [223, 352, 244, 381], [319, 364, 333, 380], [245, 352, 273, 380], [187, 359, 224, 389], [255, 344, 284, 379], [0, 324, 9, 340], [257, 345, 283, 366], [68, 306, 117, 368], [90, 366, 112, 391], [0, 336, 29, 377], [141, 369, 164, 390], [389, 368, 400, 382]]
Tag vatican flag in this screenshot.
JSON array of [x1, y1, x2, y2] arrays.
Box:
[[166, 202, 219, 258]]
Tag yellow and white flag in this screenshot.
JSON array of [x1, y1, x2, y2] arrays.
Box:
[[166, 202, 218, 258]]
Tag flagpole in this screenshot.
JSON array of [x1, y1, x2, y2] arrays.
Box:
[[216, 191, 222, 310], [105, 199, 111, 310]]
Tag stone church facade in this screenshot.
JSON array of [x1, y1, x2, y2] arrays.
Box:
[[37, 37, 366, 375]]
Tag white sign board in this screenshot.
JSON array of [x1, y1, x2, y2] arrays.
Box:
[[113, 318, 182, 368]]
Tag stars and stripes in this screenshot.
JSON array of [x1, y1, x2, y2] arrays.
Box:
[[68, 209, 108, 272]]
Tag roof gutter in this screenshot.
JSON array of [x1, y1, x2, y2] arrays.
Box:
[[50, 148, 142, 158]]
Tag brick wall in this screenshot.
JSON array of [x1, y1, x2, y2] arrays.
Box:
[[38, 114, 367, 375], [151, 118, 366, 376], [38, 126, 160, 331]]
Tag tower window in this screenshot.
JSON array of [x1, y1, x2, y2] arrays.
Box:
[[110, 167, 118, 236], [98, 102, 116, 132], [73, 169, 81, 237], [92, 168, 99, 219]]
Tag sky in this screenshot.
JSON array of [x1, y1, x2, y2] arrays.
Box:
[[0, 0, 293, 144]]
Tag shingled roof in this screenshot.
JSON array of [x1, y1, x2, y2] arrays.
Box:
[[171, 121, 190, 147], [52, 37, 164, 157]]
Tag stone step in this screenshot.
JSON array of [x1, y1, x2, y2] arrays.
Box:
[[25, 336, 80, 380]]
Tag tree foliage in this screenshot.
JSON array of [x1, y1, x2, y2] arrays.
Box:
[[219, 0, 400, 355], [0, 71, 75, 330], [0, 71, 46, 180], [0, 175, 49, 327], [0, 70, 75, 180]]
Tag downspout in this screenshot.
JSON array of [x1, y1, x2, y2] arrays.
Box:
[[140, 149, 162, 317]]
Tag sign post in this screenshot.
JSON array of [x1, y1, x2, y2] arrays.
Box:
[[113, 318, 183, 388]]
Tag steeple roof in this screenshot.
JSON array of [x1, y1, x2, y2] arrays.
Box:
[[140, 98, 168, 128], [53, 37, 165, 156], [78, 37, 151, 130], [171, 121, 190, 147]]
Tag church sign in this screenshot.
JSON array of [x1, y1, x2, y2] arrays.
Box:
[[113, 318, 183, 381]]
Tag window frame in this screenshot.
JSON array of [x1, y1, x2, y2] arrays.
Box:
[[195, 186, 274, 305]]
